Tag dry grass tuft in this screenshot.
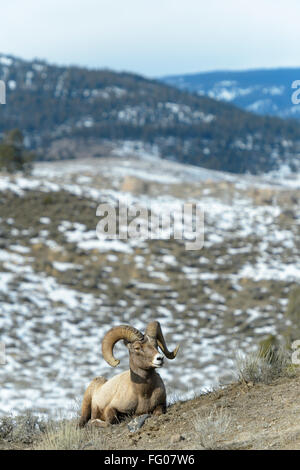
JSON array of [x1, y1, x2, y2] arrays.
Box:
[[235, 345, 295, 385], [193, 406, 232, 449], [34, 419, 105, 450]]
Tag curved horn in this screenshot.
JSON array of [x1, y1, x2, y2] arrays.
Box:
[[102, 325, 144, 367], [144, 321, 159, 346], [145, 321, 179, 359]]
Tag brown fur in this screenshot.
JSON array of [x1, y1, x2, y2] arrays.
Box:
[[79, 376, 107, 428]]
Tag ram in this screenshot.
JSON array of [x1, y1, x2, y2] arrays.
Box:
[[79, 321, 179, 427]]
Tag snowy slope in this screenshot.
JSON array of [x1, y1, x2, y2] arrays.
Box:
[[0, 157, 299, 416]]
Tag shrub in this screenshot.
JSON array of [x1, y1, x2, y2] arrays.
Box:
[[0, 411, 46, 444], [35, 419, 104, 450], [286, 286, 300, 322], [235, 345, 294, 385], [193, 406, 232, 449], [0, 416, 14, 439], [0, 129, 35, 174]]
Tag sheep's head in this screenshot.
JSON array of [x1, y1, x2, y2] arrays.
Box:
[[126, 339, 165, 370], [101, 321, 179, 370]]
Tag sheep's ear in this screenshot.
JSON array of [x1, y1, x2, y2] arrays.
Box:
[[123, 339, 130, 349]]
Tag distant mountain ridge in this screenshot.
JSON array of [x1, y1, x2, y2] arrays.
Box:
[[1, 53, 300, 174], [160, 68, 300, 119]]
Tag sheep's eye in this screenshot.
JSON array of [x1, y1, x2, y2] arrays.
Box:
[[134, 345, 141, 351]]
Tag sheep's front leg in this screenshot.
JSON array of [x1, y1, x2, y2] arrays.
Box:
[[90, 419, 109, 428], [102, 406, 119, 425], [90, 406, 117, 427], [89, 405, 115, 427], [152, 404, 166, 416]]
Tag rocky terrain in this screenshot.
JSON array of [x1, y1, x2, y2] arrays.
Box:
[[0, 156, 299, 420]]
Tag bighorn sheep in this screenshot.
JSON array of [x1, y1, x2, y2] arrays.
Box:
[[79, 321, 179, 427]]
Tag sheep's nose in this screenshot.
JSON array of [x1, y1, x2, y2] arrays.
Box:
[[156, 354, 164, 363]]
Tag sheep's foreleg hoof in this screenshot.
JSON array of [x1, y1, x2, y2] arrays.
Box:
[[78, 419, 87, 429], [152, 405, 165, 416], [90, 418, 109, 428]]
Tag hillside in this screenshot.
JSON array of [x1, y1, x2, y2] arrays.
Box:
[[0, 156, 299, 418], [2, 371, 300, 450], [1, 54, 300, 174], [161, 68, 300, 119], [1, 154, 300, 450]]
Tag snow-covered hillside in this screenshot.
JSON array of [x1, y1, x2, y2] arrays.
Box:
[[161, 68, 300, 119], [0, 156, 299, 416]]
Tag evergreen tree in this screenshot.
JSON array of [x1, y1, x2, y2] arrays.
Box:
[[0, 129, 35, 174]]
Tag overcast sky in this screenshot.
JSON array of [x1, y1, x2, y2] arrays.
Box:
[[1, 0, 300, 77]]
